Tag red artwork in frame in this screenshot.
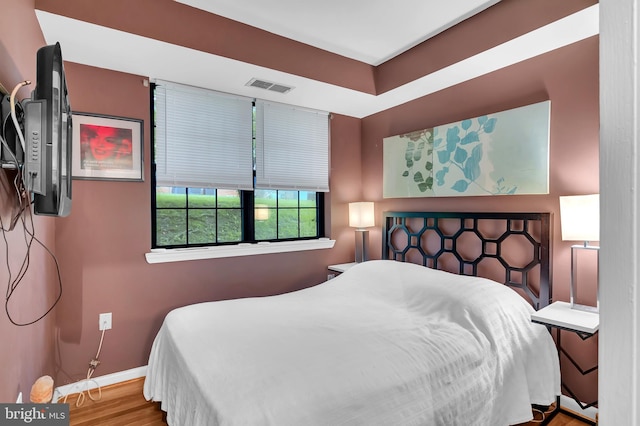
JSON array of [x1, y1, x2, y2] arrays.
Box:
[[72, 112, 143, 181]]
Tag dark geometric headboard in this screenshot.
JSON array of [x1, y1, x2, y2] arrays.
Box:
[[382, 212, 552, 310]]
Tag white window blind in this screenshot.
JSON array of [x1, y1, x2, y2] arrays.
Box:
[[154, 80, 254, 190], [255, 100, 329, 192]]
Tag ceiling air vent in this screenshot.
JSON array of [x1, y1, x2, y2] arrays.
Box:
[[246, 78, 294, 94]]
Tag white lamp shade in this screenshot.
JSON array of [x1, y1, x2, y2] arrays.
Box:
[[255, 204, 269, 221], [349, 202, 375, 229], [559, 194, 599, 242]]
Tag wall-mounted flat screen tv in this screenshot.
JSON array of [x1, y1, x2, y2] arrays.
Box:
[[22, 42, 72, 217]]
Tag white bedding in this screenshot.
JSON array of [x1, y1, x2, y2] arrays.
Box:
[[144, 260, 560, 426]]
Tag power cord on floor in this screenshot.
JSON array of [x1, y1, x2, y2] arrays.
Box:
[[61, 328, 106, 407], [530, 404, 557, 423], [530, 407, 545, 423]]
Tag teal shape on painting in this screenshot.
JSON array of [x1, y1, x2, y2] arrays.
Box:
[[478, 116, 488, 125], [452, 180, 469, 192], [461, 119, 472, 130], [402, 171, 409, 177], [483, 117, 497, 133], [446, 127, 460, 152], [425, 161, 433, 171], [463, 145, 483, 181], [494, 177, 518, 195], [436, 167, 449, 186], [454, 147, 467, 163], [437, 149, 451, 164], [461, 131, 479, 145], [413, 171, 424, 183]]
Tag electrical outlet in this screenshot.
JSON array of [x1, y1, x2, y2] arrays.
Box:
[[99, 312, 112, 330]]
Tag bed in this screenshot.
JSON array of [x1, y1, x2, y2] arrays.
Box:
[[143, 211, 560, 426]]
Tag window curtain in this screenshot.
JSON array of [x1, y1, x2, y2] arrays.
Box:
[[255, 100, 329, 192], [154, 80, 254, 190]]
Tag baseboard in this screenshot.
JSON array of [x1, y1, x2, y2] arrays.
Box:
[[560, 395, 598, 422], [53, 365, 147, 403]]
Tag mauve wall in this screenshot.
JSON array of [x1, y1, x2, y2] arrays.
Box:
[[0, 0, 59, 403], [375, 0, 598, 94], [362, 36, 600, 404], [53, 64, 360, 386]]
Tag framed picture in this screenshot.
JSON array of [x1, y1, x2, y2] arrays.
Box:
[[383, 100, 550, 198], [72, 112, 143, 181]]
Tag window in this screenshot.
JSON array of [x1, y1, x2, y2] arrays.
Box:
[[151, 81, 328, 249], [254, 189, 321, 240]]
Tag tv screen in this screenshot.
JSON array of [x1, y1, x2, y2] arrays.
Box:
[[23, 42, 72, 217]]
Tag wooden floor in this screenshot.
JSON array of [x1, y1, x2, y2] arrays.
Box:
[[64, 378, 165, 426], [63, 378, 593, 426]]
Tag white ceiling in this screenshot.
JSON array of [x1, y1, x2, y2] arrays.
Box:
[[175, 0, 501, 66], [35, 3, 599, 118]]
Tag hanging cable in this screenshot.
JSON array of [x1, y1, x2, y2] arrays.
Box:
[[3, 189, 63, 327], [9, 81, 29, 152]]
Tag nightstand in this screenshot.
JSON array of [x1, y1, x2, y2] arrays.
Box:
[[327, 262, 358, 279], [531, 301, 599, 424], [531, 301, 599, 334]]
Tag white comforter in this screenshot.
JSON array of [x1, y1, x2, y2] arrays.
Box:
[[144, 260, 560, 426]]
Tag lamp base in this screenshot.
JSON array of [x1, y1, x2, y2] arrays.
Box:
[[570, 244, 599, 314], [354, 229, 369, 263], [570, 303, 599, 314]]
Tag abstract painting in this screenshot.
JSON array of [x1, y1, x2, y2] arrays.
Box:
[[383, 100, 550, 198]]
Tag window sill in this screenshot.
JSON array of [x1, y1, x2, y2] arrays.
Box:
[[145, 238, 335, 264]]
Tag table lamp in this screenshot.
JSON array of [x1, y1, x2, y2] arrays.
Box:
[[349, 202, 375, 263], [559, 194, 599, 312], [255, 204, 269, 221]]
